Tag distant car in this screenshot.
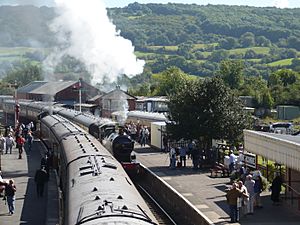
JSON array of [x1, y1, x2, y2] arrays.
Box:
[[269, 122, 293, 134]]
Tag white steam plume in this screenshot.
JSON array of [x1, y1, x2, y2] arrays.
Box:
[[45, 0, 144, 84], [273, 0, 289, 8]]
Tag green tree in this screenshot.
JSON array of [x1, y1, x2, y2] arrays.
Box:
[[167, 77, 250, 144], [209, 50, 229, 62], [240, 32, 255, 47], [290, 58, 300, 72], [3, 61, 43, 87], [244, 49, 257, 59], [0, 83, 15, 95], [219, 37, 238, 50], [219, 60, 244, 89], [256, 36, 271, 47], [261, 90, 274, 109], [152, 67, 191, 96], [269, 69, 299, 87]]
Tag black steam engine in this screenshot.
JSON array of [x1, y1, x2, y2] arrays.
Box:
[[2, 100, 139, 174]]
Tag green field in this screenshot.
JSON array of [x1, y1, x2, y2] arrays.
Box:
[[267, 58, 294, 67], [228, 47, 270, 55], [193, 43, 218, 50], [0, 47, 45, 63], [135, 51, 157, 57], [0, 47, 38, 55]]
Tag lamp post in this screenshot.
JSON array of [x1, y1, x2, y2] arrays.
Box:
[[79, 85, 82, 113], [72, 79, 82, 112], [78, 78, 82, 113], [13, 81, 19, 128]]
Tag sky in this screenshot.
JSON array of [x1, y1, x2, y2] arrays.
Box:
[[0, 0, 300, 8]]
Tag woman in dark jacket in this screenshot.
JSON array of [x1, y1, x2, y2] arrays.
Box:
[[5, 179, 17, 214], [270, 174, 283, 204]]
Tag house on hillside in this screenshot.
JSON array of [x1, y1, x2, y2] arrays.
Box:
[[16, 80, 101, 107]]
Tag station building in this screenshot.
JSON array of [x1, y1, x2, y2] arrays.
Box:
[[16, 80, 100, 106], [101, 86, 137, 118], [244, 130, 300, 209]]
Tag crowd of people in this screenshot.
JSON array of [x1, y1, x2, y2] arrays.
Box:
[[0, 121, 51, 216], [163, 140, 285, 224], [0, 122, 34, 158], [123, 122, 150, 146], [167, 140, 206, 170], [224, 150, 285, 224]]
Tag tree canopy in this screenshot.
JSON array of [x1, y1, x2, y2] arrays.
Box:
[[167, 76, 250, 143]]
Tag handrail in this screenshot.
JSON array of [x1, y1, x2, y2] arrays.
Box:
[[283, 183, 300, 211], [283, 183, 300, 196]]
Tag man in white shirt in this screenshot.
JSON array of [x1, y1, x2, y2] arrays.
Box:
[[5, 134, 14, 154], [229, 151, 237, 173], [0, 135, 5, 155], [169, 146, 176, 169]]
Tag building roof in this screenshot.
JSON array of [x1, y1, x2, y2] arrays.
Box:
[[136, 96, 169, 103], [102, 87, 137, 100], [244, 130, 300, 171], [17, 81, 48, 93], [88, 94, 103, 101], [29, 81, 77, 95]]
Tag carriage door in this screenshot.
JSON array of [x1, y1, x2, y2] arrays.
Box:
[[147, 102, 152, 112]]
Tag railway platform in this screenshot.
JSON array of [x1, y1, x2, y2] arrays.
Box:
[[0, 139, 58, 225], [134, 143, 300, 225]]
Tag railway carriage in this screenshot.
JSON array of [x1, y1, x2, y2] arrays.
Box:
[[2, 99, 139, 174], [39, 114, 158, 225]]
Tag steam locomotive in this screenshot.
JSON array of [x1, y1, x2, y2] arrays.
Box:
[[39, 113, 158, 225], [2, 99, 139, 174]]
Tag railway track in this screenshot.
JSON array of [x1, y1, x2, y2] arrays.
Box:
[[136, 183, 177, 225]]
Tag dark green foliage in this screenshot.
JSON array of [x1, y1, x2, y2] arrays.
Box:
[[219, 60, 244, 89], [167, 77, 250, 143], [110, 3, 300, 46], [1, 61, 43, 94]]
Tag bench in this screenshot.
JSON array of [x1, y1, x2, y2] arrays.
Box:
[[210, 163, 230, 178]]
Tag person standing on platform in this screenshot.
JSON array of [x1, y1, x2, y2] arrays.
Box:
[[270, 173, 283, 205], [26, 131, 34, 151], [226, 182, 247, 223], [4, 179, 16, 215], [244, 174, 255, 215], [179, 145, 187, 167], [16, 135, 25, 159], [0, 170, 6, 196], [0, 134, 5, 155], [191, 147, 200, 169], [34, 166, 48, 198], [229, 150, 237, 173], [254, 172, 263, 208], [5, 134, 14, 154], [237, 180, 249, 219], [169, 146, 176, 169], [163, 135, 168, 152]]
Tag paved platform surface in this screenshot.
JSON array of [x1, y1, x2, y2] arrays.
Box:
[[0, 140, 51, 225], [134, 144, 300, 225]]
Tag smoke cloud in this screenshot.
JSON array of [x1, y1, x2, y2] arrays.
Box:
[[44, 0, 144, 84], [273, 0, 289, 8]]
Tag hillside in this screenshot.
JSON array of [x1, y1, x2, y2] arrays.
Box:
[[108, 3, 300, 77], [1, 4, 300, 78], [0, 5, 55, 47]]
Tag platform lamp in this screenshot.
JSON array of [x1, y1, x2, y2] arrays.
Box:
[[73, 78, 82, 112], [13, 81, 19, 128]]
